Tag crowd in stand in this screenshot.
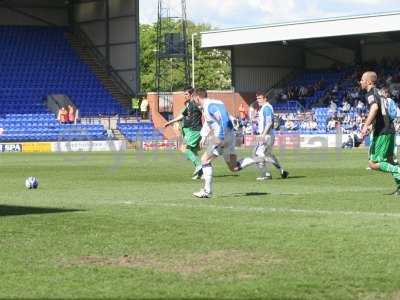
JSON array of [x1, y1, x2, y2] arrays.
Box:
[[280, 79, 326, 101], [236, 58, 400, 136], [277, 112, 318, 131]]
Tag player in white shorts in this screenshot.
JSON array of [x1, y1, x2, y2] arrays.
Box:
[[192, 88, 263, 198], [253, 91, 288, 180]]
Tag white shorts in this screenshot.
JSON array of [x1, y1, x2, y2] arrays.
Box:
[[207, 130, 236, 161], [254, 134, 275, 157]]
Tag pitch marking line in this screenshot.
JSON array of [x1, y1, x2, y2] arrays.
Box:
[[121, 201, 400, 219]]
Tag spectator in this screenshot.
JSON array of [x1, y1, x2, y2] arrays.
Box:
[[356, 113, 363, 125], [285, 120, 294, 131], [299, 86, 307, 97], [248, 100, 259, 125], [342, 132, 363, 149], [392, 87, 400, 98], [140, 97, 149, 119], [342, 100, 351, 112], [67, 105, 75, 124], [238, 103, 248, 121], [131, 97, 140, 116], [332, 84, 339, 94], [356, 100, 365, 113], [58, 106, 68, 124], [350, 88, 360, 100], [309, 119, 318, 130], [328, 100, 337, 114], [327, 118, 336, 131], [244, 123, 253, 135], [386, 75, 393, 86]]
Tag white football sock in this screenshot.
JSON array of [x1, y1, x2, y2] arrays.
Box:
[[202, 163, 213, 194]]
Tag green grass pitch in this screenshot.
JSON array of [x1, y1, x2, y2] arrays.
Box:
[[1, 149, 400, 299]]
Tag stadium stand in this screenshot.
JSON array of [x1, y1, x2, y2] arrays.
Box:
[[0, 26, 164, 142]]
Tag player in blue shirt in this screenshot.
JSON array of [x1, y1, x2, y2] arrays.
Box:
[[192, 88, 263, 198], [253, 91, 288, 180]]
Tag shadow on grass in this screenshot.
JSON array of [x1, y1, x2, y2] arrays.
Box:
[[283, 175, 306, 179], [220, 192, 300, 198], [0, 205, 83, 217], [220, 192, 270, 198], [214, 174, 240, 178]]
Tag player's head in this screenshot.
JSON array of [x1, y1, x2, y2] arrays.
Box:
[[183, 86, 194, 101], [256, 90, 267, 105], [381, 87, 390, 98], [193, 88, 207, 106], [360, 71, 377, 91]]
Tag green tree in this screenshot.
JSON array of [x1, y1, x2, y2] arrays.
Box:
[[139, 24, 158, 93], [139, 20, 231, 93], [187, 22, 231, 90]]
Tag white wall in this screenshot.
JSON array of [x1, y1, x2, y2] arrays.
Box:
[[306, 47, 355, 69], [232, 44, 303, 92], [234, 67, 293, 92]]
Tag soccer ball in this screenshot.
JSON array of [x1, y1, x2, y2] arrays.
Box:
[[25, 177, 39, 189]]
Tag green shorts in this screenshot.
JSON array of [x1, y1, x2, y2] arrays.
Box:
[[369, 133, 395, 163], [182, 127, 201, 149]]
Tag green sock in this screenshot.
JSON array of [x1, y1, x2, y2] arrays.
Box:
[[379, 162, 400, 174], [185, 148, 201, 167]]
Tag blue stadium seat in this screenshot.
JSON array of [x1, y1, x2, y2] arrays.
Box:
[[0, 26, 128, 117], [117, 122, 165, 141]]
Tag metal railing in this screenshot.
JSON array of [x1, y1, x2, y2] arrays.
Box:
[[73, 27, 135, 98]]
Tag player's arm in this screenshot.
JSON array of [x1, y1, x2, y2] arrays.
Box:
[[261, 120, 272, 138], [361, 103, 378, 137], [164, 114, 184, 127], [200, 121, 211, 148]]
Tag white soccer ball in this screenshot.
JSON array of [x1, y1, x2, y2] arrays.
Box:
[[25, 177, 39, 189]]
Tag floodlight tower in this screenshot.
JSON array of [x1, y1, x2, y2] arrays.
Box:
[[155, 0, 190, 94]]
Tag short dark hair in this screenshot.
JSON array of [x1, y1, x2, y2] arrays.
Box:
[[255, 90, 267, 98], [184, 86, 194, 95], [194, 88, 207, 98]]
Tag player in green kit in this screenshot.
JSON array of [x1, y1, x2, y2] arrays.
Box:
[[164, 87, 203, 179], [360, 71, 400, 195]]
